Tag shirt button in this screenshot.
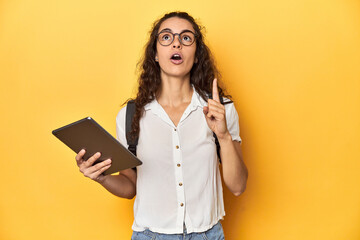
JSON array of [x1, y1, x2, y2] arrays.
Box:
[[180, 203, 184, 207], [177, 163, 181, 167], [179, 182, 183, 186], [176, 145, 179, 149], [174, 128, 177, 131]]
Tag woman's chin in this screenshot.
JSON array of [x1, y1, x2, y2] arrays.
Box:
[[159, 61, 194, 78], [160, 69, 191, 80]]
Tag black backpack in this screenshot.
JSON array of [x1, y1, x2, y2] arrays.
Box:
[[125, 96, 227, 162]]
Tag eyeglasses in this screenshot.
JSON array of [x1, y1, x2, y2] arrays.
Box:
[[156, 30, 196, 46]]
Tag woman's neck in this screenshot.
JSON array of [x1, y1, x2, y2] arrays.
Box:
[[157, 75, 193, 107]]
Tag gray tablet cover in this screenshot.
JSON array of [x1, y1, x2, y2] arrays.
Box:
[[52, 117, 142, 175]]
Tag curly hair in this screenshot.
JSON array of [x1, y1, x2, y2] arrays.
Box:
[[128, 11, 230, 140]]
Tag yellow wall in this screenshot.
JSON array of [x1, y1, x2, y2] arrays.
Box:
[[1, 0, 359, 239]]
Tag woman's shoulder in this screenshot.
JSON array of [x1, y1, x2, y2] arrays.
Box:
[[222, 98, 239, 120], [115, 104, 128, 145], [222, 97, 236, 109], [116, 104, 127, 126]]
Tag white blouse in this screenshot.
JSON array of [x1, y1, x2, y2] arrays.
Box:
[[116, 87, 241, 234]]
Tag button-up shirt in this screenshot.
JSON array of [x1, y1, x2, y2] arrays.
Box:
[[116, 87, 241, 234]]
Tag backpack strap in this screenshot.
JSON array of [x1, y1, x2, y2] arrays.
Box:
[[125, 100, 138, 156], [213, 133, 221, 163]]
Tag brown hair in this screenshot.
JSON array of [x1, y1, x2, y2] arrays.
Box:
[[128, 11, 229, 140]]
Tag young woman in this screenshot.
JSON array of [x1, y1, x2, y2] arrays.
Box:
[[75, 11, 248, 239]]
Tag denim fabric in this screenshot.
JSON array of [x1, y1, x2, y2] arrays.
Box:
[[131, 221, 225, 240]]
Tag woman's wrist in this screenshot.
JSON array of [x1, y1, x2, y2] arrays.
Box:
[[95, 174, 109, 185], [218, 131, 232, 144]]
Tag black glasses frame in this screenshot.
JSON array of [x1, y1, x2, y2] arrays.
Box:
[[156, 30, 197, 46]]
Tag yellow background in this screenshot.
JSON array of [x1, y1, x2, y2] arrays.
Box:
[[1, 0, 359, 239]]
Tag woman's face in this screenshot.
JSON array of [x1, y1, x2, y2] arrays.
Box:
[[156, 17, 197, 80]]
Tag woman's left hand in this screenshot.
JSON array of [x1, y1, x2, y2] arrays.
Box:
[[203, 78, 230, 140]]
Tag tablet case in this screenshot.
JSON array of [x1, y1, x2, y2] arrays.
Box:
[[52, 117, 142, 175]]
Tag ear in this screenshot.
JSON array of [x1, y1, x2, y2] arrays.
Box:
[[194, 57, 198, 63]]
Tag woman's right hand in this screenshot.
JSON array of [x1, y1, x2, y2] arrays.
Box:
[[75, 149, 112, 184]]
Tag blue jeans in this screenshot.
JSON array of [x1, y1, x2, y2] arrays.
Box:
[[131, 221, 225, 240]]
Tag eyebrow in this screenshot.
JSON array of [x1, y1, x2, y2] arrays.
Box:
[[159, 28, 172, 33], [158, 28, 194, 34]]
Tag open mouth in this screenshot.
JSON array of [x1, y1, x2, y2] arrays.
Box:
[[170, 53, 183, 64], [171, 54, 182, 60]]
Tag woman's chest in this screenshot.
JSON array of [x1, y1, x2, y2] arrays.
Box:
[[136, 109, 217, 166]]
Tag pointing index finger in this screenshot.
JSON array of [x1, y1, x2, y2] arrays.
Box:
[[212, 78, 220, 102]]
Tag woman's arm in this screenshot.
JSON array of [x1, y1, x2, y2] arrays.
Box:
[[203, 78, 248, 196], [97, 168, 136, 199], [218, 135, 248, 196]]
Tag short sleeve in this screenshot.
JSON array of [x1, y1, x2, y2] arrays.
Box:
[[225, 102, 242, 143], [115, 105, 129, 147]]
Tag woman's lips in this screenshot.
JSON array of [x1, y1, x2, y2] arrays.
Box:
[[170, 58, 183, 64], [170, 53, 183, 65]]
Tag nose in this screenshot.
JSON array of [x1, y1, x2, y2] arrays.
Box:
[[172, 34, 182, 49]]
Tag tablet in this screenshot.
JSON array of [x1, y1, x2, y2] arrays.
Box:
[[52, 117, 142, 175]]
